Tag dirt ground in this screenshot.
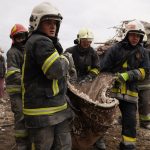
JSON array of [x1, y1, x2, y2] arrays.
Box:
[[0, 92, 149, 150]]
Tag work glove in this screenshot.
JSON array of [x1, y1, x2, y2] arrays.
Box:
[[62, 52, 77, 82], [79, 74, 93, 84], [116, 72, 129, 83]]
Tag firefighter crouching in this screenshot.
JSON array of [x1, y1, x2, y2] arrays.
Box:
[[6, 24, 30, 149], [22, 2, 75, 149], [138, 34, 150, 130], [100, 20, 150, 150]]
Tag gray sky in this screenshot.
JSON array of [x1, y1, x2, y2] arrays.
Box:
[[0, 0, 150, 54]]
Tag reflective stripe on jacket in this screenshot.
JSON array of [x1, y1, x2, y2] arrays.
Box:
[[65, 45, 100, 77]]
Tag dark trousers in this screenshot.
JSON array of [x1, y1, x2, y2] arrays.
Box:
[[119, 100, 137, 138], [29, 119, 72, 150], [138, 89, 150, 122]]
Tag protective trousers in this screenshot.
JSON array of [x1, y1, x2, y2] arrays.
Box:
[[138, 89, 150, 126], [28, 119, 72, 150], [119, 100, 137, 146], [10, 94, 31, 150]]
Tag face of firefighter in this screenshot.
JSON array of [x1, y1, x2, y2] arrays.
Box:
[[14, 32, 27, 43], [128, 33, 141, 46], [80, 39, 92, 48], [39, 20, 57, 37]]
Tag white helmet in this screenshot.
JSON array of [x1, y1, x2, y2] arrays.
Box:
[[77, 28, 94, 42], [29, 2, 62, 35], [124, 20, 145, 40]]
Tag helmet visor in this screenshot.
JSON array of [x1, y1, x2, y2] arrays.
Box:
[[13, 32, 28, 42]]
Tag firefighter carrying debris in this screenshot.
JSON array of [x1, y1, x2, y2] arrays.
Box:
[[65, 28, 100, 84], [100, 20, 150, 150], [65, 28, 108, 150]]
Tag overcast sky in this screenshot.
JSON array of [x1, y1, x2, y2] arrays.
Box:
[[0, 0, 150, 54]]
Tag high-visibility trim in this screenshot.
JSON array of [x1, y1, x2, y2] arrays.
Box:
[[123, 135, 136, 142], [32, 143, 35, 150], [139, 114, 150, 121], [6, 86, 21, 94], [22, 53, 26, 108], [111, 92, 138, 103], [121, 82, 126, 94], [112, 88, 120, 93], [60, 55, 69, 65], [52, 79, 59, 96], [6, 69, 20, 78], [112, 88, 138, 97], [127, 90, 138, 97], [139, 68, 145, 80], [122, 61, 128, 68], [15, 129, 28, 138], [23, 103, 67, 116], [42, 51, 59, 74], [89, 68, 99, 75]]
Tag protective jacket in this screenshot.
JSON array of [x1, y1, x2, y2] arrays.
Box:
[[6, 45, 24, 95], [22, 32, 73, 128], [100, 41, 150, 103], [65, 45, 100, 78]]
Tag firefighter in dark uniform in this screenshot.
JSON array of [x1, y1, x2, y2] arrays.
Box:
[[22, 2, 74, 150], [100, 20, 150, 150], [65, 28, 100, 83], [138, 34, 150, 130], [6, 24, 30, 150], [65, 28, 105, 150]]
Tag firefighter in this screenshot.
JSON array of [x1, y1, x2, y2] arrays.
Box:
[[65, 28, 105, 150], [100, 20, 150, 150], [22, 2, 74, 149], [6, 24, 30, 149], [65, 28, 100, 83], [138, 34, 150, 130]]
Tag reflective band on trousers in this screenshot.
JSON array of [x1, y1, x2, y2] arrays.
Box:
[[15, 129, 28, 138], [123, 135, 136, 142], [42, 51, 59, 74], [23, 103, 67, 115]]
